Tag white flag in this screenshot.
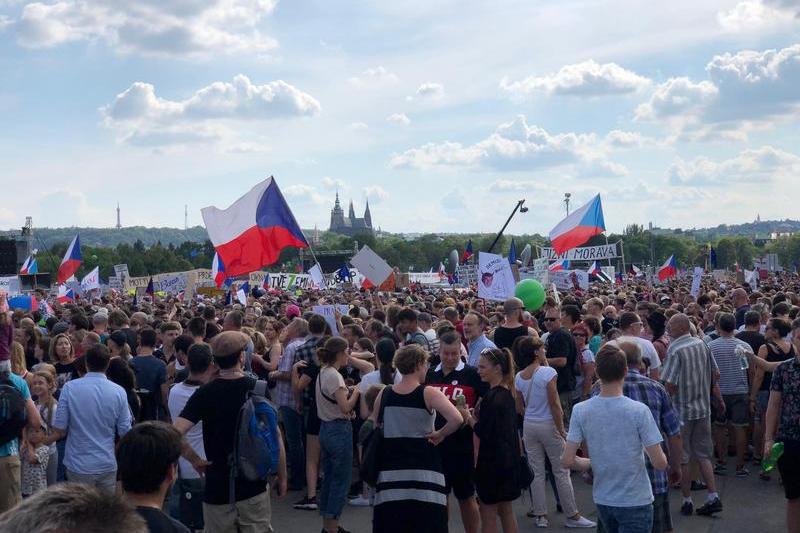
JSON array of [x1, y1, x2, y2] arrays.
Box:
[[80, 266, 100, 292], [350, 245, 393, 286], [308, 263, 325, 289]]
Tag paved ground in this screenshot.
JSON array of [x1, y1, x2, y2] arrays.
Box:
[[270, 469, 786, 532]]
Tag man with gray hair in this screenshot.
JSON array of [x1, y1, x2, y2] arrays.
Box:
[[0, 483, 148, 533], [595, 341, 683, 533], [661, 314, 723, 517]]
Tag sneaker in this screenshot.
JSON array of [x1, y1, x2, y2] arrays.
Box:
[[696, 497, 723, 516], [534, 516, 549, 528], [690, 480, 708, 491], [735, 467, 750, 478], [348, 495, 371, 507], [294, 496, 318, 511], [565, 516, 596, 528], [713, 463, 727, 475], [680, 501, 694, 516]]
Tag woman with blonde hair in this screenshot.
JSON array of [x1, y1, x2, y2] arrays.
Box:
[[31, 371, 58, 486], [460, 347, 520, 533], [11, 341, 35, 389]]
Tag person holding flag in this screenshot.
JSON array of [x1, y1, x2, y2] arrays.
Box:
[[462, 240, 474, 263]]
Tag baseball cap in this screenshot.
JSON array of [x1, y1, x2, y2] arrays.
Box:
[[286, 304, 301, 319]]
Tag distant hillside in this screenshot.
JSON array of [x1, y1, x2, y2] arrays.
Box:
[[0, 226, 210, 248], [662, 219, 800, 240]]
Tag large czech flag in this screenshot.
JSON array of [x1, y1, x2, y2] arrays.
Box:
[[57, 235, 82, 284], [202, 178, 309, 277], [549, 194, 606, 255], [657, 255, 677, 282]]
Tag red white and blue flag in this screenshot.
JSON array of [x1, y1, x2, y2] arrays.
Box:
[[588, 261, 612, 283], [657, 255, 677, 282], [211, 252, 227, 288], [145, 277, 155, 297], [8, 295, 37, 311], [461, 240, 474, 263], [548, 259, 570, 272], [548, 194, 606, 255], [57, 235, 82, 284], [201, 177, 309, 278], [56, 285, 74, 304], [20, 255, 37, 275]]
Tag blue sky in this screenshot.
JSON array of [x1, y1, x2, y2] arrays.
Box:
[[1, 0, 799, 236]]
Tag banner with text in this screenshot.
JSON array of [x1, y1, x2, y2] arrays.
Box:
[[540, 243, 619, 261], [551, 270, 590, 291]]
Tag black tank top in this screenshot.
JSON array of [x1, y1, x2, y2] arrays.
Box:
[[761, 342, 795, 391]]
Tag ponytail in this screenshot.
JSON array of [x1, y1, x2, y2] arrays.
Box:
[[376, 338, 397, 385], [317, 336, 349, 366], [482, 348, 516, 396]]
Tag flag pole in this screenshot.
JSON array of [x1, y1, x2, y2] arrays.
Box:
[[619, 240, 627, 280]]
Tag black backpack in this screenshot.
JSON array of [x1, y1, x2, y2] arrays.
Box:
[[0, 371, 27, 446]]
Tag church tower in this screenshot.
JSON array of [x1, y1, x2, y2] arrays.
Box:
[[348, 199, 356, 220], [330, 191, 345, 229], [364, 199, 372, 228]]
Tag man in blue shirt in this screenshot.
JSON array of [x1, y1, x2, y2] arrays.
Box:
[[464, 312, 496, 367], [46, 343, 132, 494], [0, 360, 42, 514], [564, 344, 667, 533]]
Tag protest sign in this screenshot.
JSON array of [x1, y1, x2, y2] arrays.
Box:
[[540, 244, 619, 261], [108, 276, 122, 291], [159, 272, 188, 295], [308, 264, 325, 289], [251, 272, 311, 291], [551, 270, 589, 291], [477, 252, 516, 302], [80, 266, 100, 292], [712, 270, 728, 282], [744, 269, 759, 289], [0, 276, 20, 295], [551, 283, 561, 307], [350, 245, 393, 286], [312, 305, 350, 336], [114, 264, 130, 280], [690, 267, 703, 297], [454, 264, 477, 287], [408, 272, 448, 285]]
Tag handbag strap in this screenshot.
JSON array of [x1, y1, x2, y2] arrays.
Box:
[[376, 385, 393, 427], [523, 366, 540, 408]]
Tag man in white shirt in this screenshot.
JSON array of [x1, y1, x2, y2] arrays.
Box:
[[610, 312, 661, 381], [167, 343, 215, 531]]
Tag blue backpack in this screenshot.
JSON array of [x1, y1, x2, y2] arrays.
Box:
[[229, 379, 280, 503]]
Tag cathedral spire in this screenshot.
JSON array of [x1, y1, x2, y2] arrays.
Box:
[[364, 199, 372, 227], [348, 199, 356, 219]]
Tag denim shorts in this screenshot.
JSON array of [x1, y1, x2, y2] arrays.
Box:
[[596, 503, 653, 533]]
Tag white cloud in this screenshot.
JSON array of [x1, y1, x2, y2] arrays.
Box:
[[101, 75, 320, 147], [501, 60, 650, 98], [604, 130, 651, 148], [10, 0, 278, 57], [350, 121, 368, 131], [390, 115, 618, 173], [386, 112, 410, 125], [487, 179, 555, 193], [718, 0, 795, 31], [406, 81, 444, 102], [667, 145, 800, 185], [283, 184, 327, 206], [636, 44, 800, 140], [348, 66, 398, 88], [363, 185, 389, 203], [321, 176, 346, 190]]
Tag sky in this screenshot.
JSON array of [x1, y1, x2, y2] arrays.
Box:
[[1, 0, 800, 237]]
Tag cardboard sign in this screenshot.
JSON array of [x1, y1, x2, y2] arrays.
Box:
[[551, 270, 590, 291], [312, 305, 350, 336], [690, 267, 703, 297], [350, 245, 393, 286], [0, 276, 20, 296], [477, 252, 516, 302], [159, 273, 188, 294]]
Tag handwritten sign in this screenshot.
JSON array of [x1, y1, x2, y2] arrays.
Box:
[[477, 252, 516, 302], [158, 273, 188, 294], [312, 305, 350, 336]]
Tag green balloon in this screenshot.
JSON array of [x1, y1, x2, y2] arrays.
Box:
[[515, 279, 545, 312]]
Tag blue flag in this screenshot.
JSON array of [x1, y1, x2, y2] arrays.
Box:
[[710, 246, 718, 269], [508, 238, 517, 265], [338, 264, 352, 281]]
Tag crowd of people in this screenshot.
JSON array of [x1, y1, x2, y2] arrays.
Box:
[[0, 269, 798, 533]]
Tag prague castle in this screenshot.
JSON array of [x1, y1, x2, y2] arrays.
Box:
[[329, 192, 373, 237]]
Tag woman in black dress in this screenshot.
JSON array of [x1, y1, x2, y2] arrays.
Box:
[[461, 347, 520, 533]]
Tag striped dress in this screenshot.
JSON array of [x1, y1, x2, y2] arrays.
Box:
[[373, 385, 448, 533]]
